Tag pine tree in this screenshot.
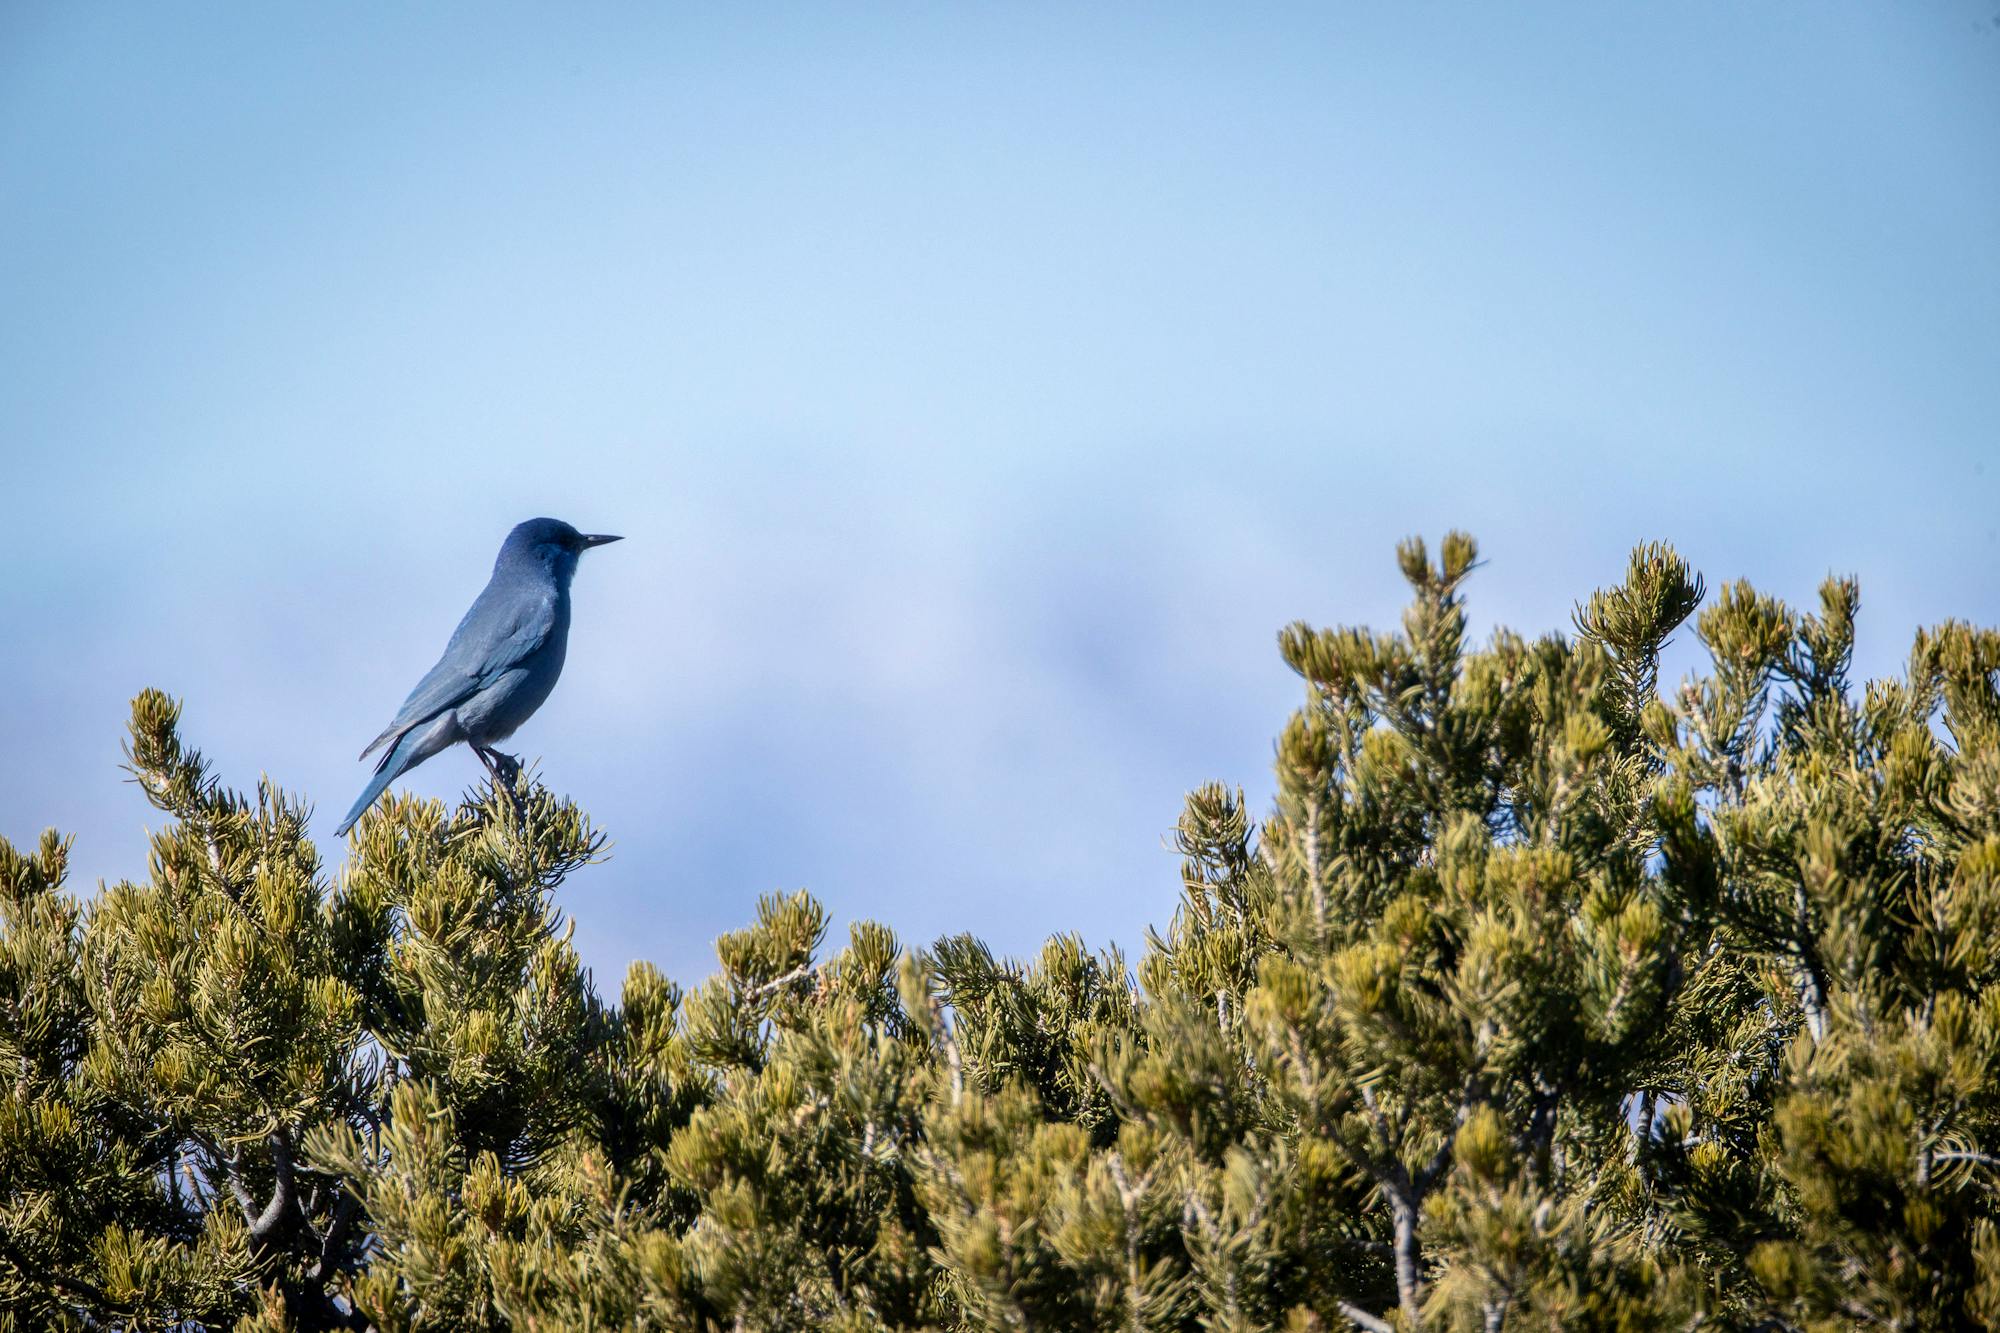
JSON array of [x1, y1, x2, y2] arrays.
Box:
[[3, 536, 1998, 1331]]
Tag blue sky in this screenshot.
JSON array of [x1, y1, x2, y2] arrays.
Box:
[[3, 3, 1996, 989]]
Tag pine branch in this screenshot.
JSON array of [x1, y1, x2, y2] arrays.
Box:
[[0, 1230, 112, 1309], [1338, 1300, 1395, 1333]]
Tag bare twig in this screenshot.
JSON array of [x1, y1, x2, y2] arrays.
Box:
[[747, 962, 818, 1001]]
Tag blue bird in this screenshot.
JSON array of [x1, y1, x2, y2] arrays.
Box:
[[335, 518, 622, 835]]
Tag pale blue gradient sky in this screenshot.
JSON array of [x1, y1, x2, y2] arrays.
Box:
[[3, 3, 1996, 987]]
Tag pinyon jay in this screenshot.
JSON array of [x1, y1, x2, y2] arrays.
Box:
[[335, 517, 621, 835]]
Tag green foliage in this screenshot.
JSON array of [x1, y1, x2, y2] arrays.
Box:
[[4, 536, 2000, 1330]]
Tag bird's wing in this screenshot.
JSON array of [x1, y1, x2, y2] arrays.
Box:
[[358, 585, 557, 762]]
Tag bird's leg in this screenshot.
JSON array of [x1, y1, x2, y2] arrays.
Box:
[[488, 750, 523, 786], [473, 745, 527, 822], [473, 744, 518, 786]]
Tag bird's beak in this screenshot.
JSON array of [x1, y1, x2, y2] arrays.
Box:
[[579, 533, 623, 548]]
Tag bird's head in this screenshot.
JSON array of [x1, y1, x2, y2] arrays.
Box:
[[499, 517, 623, 583]]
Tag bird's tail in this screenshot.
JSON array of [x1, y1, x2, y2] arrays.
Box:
[[334, 727, 429, 836]]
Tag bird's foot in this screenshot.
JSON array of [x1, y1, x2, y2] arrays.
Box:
[[489, 750, 523, 786], [474, 747, 528, 822]]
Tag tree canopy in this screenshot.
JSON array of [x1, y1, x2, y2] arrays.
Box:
[[5, 534, 2000, 1331]]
